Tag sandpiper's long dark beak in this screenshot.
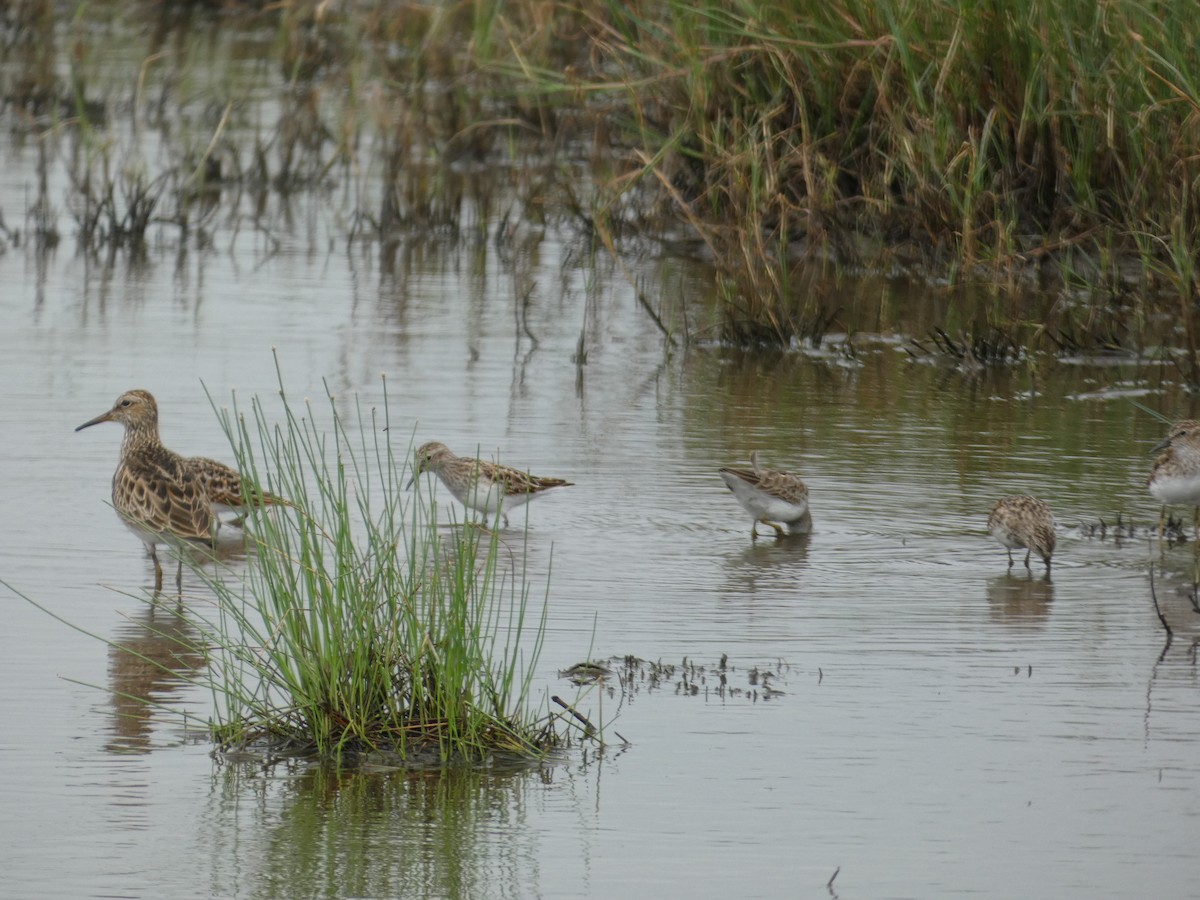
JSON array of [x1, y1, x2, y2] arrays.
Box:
[[404, 462, 426, 491], [75, 409, 115, 431], [1150, 435, 1172, 455]]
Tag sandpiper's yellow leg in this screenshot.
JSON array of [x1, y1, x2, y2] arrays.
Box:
[[150, 546, 164, 593], [758, 518, 787, 538]]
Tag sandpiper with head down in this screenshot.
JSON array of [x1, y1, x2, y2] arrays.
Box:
[[718, 451, 812, 539], [988, 495, 1055, 571], [76, 389, 275, 591], [406, 441, 573, 527]]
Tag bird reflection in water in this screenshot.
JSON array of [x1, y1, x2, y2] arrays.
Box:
[[986, 571, 1055, 629]]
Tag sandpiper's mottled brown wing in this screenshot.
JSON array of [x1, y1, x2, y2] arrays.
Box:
[[187, 457, 245, 508], [113, 447, 213, 542], [482, 459, 574, 498], [1017, 500, 1057, 559], [186, 456, 278, 508], [1031, 518, 1056, 558], [719, 465, 807, 505]]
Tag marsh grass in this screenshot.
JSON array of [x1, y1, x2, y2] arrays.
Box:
[[559, 0, 1200, 346], [189, 372, 561, 764], [7, 0, 1200, 354]]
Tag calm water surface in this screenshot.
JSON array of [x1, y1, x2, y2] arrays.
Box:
[[2, 228, 1197, 899], [2, 18, 1199, 900]]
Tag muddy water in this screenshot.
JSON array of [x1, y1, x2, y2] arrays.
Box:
[[2, 224, 1198, 899]]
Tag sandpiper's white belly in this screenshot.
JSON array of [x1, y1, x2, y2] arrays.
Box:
[[720, 473, 809, 525], [1149, 472, 1200, 506], [118, 513, 162, 551], [989, 521, 1024, 550], [449, 478, 508, 518]]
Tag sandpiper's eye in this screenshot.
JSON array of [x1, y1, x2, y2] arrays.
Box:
[[120, 399, 132, 407]]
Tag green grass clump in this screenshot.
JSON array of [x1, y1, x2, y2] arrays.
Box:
[[195, 372, 558, 765]]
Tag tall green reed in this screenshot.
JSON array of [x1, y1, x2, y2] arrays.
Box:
[[193, 371, 557, 763]]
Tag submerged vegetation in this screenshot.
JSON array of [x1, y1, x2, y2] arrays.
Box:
[[189, 374, 566, 764], [4, 1, 1200, 356]]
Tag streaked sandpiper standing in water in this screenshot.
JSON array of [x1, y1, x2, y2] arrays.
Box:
[[1147, 419, 1200, 540], [988, 495, 1055, 571], [718, 451, 812, 539], [76, 389, 276, 591], [406, 441, 573, 527]]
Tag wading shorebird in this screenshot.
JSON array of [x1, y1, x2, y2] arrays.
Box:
[[406, 441, 573, 527], [76, 389, 275, 591], [1147, 419, 1200, 541], [987, 495, 1055, 571], [718, 451, 812, 539]]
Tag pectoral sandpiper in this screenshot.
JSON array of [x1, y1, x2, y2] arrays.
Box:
[[406, 441, 573, 527], [1147, 419, 1200, 540], [987, 495, 1055, 571], [718, 451, 812, 539], [76, 389, 274, 591]]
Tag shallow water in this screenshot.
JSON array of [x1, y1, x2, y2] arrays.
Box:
[[3, 14, 1200, 900], [4, 225, 1199, 899]]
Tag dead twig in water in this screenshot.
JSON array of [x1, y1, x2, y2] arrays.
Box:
[[552, 694, 598, 739], [636, 290, 674, 345], [1148, 563, 1175, 668], [827, 865, 840, 891], [1148, 563, 1174, 639]]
